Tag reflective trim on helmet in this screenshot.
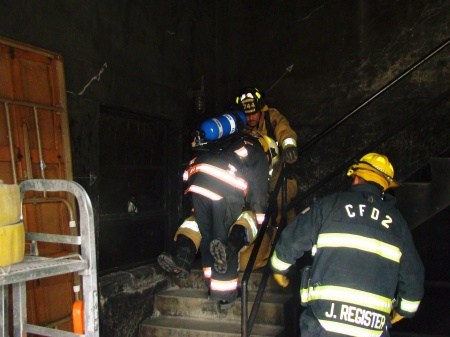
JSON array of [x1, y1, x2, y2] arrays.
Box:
[[236, 88, 264, 114], [186, 185, 223, 201], [282, 138, 297, 149], [210, 277, 239, 291], [179, 219, 200, 233], [317, 233, 402, 262], [306, 285, 392, 314], [318, 320, 384, 337], [399, 298, 421, 313], [186, 163, 248, 193], [270, 251, 292, 272], [203, 267, 211, 278], [257, 134, 279, 169]]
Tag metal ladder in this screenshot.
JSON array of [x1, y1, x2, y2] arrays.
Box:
[[0, 179, 99, 337]]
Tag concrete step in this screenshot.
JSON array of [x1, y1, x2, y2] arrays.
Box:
[[154, 288, 291, 326], [139, 315, 285, 337], [172, 265, 289, 294], [430, 157, 450, 196], [395, 157, 450, 230]]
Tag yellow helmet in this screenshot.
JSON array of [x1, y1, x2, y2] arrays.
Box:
[[347, 153, 399, 191], [258, 135, 279, 172]]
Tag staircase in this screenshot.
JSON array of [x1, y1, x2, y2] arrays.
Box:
[[139, 262, 294, 337], [395, 156, 450, 230], [139, 156, 450, 337], [390, 155, 450, 336]]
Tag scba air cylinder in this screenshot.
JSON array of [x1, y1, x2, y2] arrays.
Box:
[[200, 111, 246, 141]]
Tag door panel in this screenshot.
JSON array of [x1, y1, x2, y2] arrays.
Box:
[[0, 36, 75, 334]]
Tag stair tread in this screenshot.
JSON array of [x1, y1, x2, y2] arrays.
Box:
[[159, 288, 292, 303], [172, 267, 289, 294], [141, 315, 284, 336]]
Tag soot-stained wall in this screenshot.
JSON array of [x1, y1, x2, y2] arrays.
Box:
[[212, 0, 449, 206], [0, 1, 448, 336], [0, 0, 217, 272]]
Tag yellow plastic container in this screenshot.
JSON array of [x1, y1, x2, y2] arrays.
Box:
[[0, 222, 25, 267], [0, 180, 21, 227]]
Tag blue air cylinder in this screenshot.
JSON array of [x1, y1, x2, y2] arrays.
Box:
[[200, 111, 247, 141]]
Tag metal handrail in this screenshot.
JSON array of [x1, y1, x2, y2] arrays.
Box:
[[297, 37, 449, 155], [289, 89, 450, 213], [240, 37, 450, 337], [241, 162, 288, 336]]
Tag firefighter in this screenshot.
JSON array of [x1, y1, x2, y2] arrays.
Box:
[[158, 130, 278, 309], [235, 87, 298, 225], [234, 87, 299, 270], [270, 153, 425, 336]]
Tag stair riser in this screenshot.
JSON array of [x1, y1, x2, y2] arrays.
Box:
[[155, 295, 287, 326], [140, 327, 278, 337], [173, 269, 287, 293]]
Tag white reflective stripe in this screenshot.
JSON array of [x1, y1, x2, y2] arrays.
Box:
[[308, 286, 392, 313], [187, 185, 223, 200], [255, 213, 265, 225], [224, 114, 237, 134], [187, 163, 248, 192], [319, 320, 383, 337], [400, 298, 420, 313], [210, 278, 238, 291], [311, 245, 317, 256], [270, 251, 292, 272], [237, 211, 258, 238], [234, 146, 248, 157], [211, 118, 224, 138], [282, 138, 297, 149], [179, 220, 200, 233], [203, 267, 211, 278], [317, 233, 402, 262], [183, 170, 188, 181]]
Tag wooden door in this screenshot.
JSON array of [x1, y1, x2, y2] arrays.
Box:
[[0, 36, 76, 333]]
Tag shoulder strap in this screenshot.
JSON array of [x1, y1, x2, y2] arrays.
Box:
[[264, 109, 275, 140]]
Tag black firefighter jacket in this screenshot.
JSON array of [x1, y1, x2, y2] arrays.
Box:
[[271, 183, 425, 336], [184, 134, 269, 218]]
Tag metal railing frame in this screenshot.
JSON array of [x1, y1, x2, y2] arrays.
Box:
[[240, 37, 450, 337]]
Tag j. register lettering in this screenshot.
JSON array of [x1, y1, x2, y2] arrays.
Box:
[[325, 302, 386, 329]]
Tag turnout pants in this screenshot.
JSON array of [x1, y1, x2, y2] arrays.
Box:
[[191, 193, 244, 302]]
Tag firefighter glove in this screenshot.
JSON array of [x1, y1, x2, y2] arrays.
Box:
[[390, 308, 405, 324], [282, 145, 298, 163], [273, 273, 289, 287]]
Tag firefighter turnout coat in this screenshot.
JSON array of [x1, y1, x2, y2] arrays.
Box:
[[184, 133, 270, 301], [254, 107, 298, 224], [184, 133, 269, 219], [271, 183, 425, 337], [257, 107, 297, 150]]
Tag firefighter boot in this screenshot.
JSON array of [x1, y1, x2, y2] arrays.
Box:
[[210, 225, 248, 274], [157, 234, 197, 279]]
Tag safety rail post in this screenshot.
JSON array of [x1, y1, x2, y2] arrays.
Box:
[[241, 163, 287, 337]]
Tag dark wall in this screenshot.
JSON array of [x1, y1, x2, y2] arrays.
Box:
[[0, 1, 448, 336], [212, 1, 449, 191], [0, 0, 218, 273]]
